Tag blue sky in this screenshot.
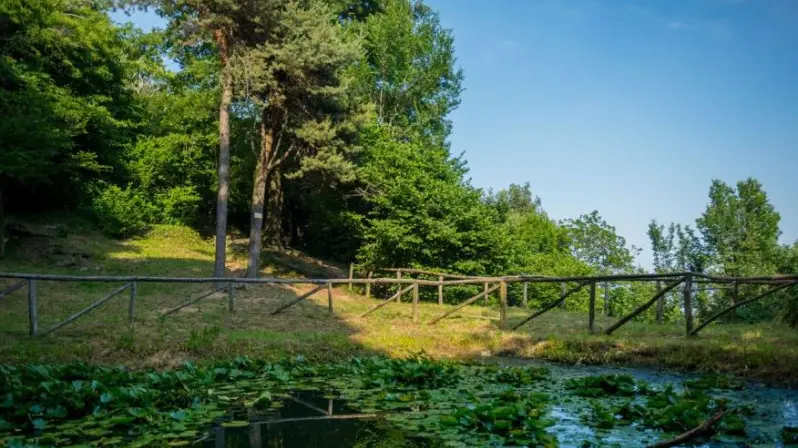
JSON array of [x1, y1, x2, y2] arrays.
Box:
[[111, 0, 798, 267]]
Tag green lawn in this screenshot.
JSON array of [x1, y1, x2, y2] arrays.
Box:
[[1, 222, 797, 385]]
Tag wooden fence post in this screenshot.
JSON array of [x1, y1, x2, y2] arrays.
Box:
[[28, 279, 38, 337], [684, 274, 694, 336], [365, 271, 372, 299], [522, 282, 528, 307], [484, 282, 489, 306], [588, 281, 596, 333], [438, 275, 443, 305], [412, 283, 419, 323], [228, 282, 235, 313], [655, 280, 664, 324], [348, 264, 354, 291], [396, 270, 402, 303], [559, 282, 566, 310], [499, 280, 507, 329], [327, 282, 334, 313], [128, 281, 137, 323]]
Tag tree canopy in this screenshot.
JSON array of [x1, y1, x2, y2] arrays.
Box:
[[1, 0, 795, 326]]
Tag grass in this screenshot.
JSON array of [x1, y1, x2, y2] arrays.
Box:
[[1, 220, 798, 386]]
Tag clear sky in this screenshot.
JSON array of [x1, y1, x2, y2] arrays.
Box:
[[111, 0, 798, 267], [424, 0, 797, 266]]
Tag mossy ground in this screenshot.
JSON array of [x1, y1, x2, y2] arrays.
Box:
[[1, 220, 797, 385]]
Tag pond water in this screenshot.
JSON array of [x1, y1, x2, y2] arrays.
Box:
[[200, 360, 798, 448], [202, 391, 440, 447]]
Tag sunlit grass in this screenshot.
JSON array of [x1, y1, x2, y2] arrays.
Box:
[[1, 223, 797, 385]]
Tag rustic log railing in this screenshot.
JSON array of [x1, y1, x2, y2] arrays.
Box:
[[0, 271, 796, 338]]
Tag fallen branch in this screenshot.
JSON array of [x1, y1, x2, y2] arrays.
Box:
[[647, 409, 727, 448]]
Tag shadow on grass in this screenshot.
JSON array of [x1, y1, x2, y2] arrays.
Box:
[[1, 221, 798, 385]]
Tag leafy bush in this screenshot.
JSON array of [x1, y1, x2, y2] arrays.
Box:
[[156, 186, 202, 225], [89, 184, 158, 237]]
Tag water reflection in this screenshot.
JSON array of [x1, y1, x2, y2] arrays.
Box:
[[204, 391, 438, 448]]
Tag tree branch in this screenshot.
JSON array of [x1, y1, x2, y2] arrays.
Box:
[[647, 409, 727, 448]]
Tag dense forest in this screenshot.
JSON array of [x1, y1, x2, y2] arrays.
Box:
[[1, 0, 796, 324]]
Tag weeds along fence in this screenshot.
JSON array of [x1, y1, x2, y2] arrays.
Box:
[[0, 271, 796, 338]]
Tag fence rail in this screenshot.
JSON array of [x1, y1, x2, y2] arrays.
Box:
[[1, 270, 796, 338]]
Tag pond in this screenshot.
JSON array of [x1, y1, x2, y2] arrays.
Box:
[[1, 357, 797, 447], [198, 359, 798, 448]]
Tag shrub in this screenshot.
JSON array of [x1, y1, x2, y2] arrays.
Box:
[[90, 184, 158, 237]]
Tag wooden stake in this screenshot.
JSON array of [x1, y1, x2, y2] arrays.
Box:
[[327, 282, 333, 313], [522, 282, 528, 307], [129, 281, 137, 323], [412, 282, 419, 323], [348, 263, 354, 290], [588, 281, 596, 333], [365, 271, 372, 299], [28, 279, 37, 337], [499, 280, 507, 329], [484, 282, 489, 306], [227, 282, 234, 313], [438, 275, 443, 305], [396, 270, 402, 303]]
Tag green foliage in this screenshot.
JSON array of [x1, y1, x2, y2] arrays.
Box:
[[355, 126, 510, 275], [562, 211, 639, 274], [582, 402, 617, 429], [441, 390, 556, 447], [355, 354, 461, 389], [565, 374, 645, 397], [89, 184, 158, 237], [683, 374, 744, 391], [492, 366, 550, 386], [0, 0, 134, 206], [783, 426, 798, 444]]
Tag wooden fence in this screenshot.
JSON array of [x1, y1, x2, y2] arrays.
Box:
[[0, 270, 796, 338]]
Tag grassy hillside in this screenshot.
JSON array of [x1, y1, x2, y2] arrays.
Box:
[[1, 219, 797, 385]]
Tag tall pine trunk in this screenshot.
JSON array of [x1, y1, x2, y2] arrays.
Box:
[[263, 171, 283, 248], [0, 188, 6, 259], [246, 117, 274, 278], [213, 29, 232, 281]]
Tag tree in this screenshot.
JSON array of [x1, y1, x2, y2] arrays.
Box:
[[1, 0, 135, 254], [562, 211, 639, 274], [697, 178, 781, 276], [348, 0, 463, 145], [354, 126, 510, 275], [129, 0, 266, 279], [238, 0, 363, 277]]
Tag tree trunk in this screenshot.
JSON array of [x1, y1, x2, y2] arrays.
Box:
[[262, 170, 284, 248], [213, 28, 232, 281], [0, 188, 6, 259], [246, 118, 275, 278]]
